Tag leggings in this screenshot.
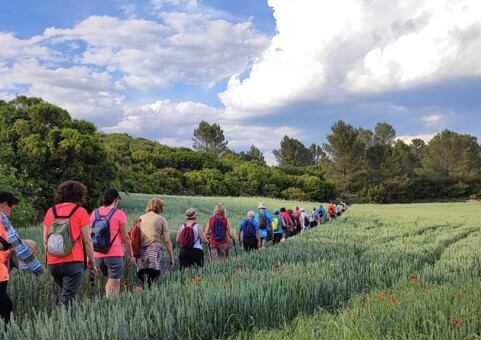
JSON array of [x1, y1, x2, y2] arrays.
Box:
[[0, 281, 12, 325]]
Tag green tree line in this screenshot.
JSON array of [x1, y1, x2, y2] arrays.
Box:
[[1, 97, 480, 225]]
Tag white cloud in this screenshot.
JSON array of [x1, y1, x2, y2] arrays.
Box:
[[43, 14, 269, 90], [104, 99, 299, 163], [397, 133, 436, 144], [220, 0, 481, 118], [421, 113, 443, 125]]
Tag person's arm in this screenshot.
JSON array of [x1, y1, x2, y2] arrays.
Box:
[[238, 222, 243, 243], [198, 225, 209, 244], [282, 218, 286, 228], [119, 222, 135, 265], [205, 219, 211, 240], [162, 220, 175, 268], [176, 225, 182, 245], [256, 231, 261, 248], [80, 224, 96, 271], [226, 221, 235, 240]]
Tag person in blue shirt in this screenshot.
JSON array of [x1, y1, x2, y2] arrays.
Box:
[[254, 202, 272, 248], [238, 211, 260, 251], [317, 205, 327, 224], [271, 208, 286, 244]]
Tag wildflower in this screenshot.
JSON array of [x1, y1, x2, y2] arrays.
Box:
[[390, 295, 398, 305], [409, 274, 417, 281], [377, 292, 385, 301], [452, 319, 462, 326], [191, 277, 203, 284], [135, 286, 144, 294]]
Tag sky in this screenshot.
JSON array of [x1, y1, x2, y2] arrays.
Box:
[[1, 0, 481, 165]]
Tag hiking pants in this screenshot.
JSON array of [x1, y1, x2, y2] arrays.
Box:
[[137, 269, 160, 286], [49, 262, 84, 306], [243, 237, 257, 251], [0, 281, 12, 325], [273, 233, 283, 245]]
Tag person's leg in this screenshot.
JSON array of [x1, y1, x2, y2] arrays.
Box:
[[146, 269, 160, 284], [220, 243, 230, 259], [49, 264, 65, 304], [104, 257, 124, 298], [193, 249, 204, 267], [58, 263, 85, 306], [0, 281, 12, 325], [210, 246, 220, 262]]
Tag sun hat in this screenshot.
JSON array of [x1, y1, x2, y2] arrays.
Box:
[[258, 202, 267, 209], [299, 207, 305, 212], [185, 208, 197, 220]]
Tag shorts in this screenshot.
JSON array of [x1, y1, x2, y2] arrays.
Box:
[[96, 256, 124, 279], [210, 243, 230, 262], [179, 248, 204, 269]]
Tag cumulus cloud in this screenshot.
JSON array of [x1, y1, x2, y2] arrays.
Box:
[[397, 133, 436, 144], [104, 98, 300, 162], [421, 113, 443, 125], [220, 0, 481, 118]]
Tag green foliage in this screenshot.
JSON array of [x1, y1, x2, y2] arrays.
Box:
[[273, 136, 315, 167], [192, 120, 228, 156]]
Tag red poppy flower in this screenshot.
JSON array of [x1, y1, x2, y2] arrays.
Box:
[[409, 274, 417, 281], [452, 319, 462, 326], [135, 286, 144, 294], [390, 295, 398, 305]]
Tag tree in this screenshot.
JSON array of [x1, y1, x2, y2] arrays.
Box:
[[324, 121, 365, 194], [273, 136, 314, 167], [420, 130, 481, 180], [239, 145, 266, 165], [192, 121, 228, 156], [309, 144, 325, 165], [374, 122, 396, 145]]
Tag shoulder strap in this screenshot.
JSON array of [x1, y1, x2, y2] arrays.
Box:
[[52, 206, 58, 219], [105, 207, 117, 221], [68, 205, 79, 218], [95, 208, 101, 221]]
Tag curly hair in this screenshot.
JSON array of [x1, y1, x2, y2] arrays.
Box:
[[54, 181, 88, 205]]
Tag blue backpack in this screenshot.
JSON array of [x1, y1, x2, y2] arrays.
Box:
[[91, 208, 119, 253], [242, 219, 256, 238], [213, 216, 226, 241]]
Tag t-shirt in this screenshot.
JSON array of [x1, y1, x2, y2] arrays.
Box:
[[44, 203, 90, 265], [139, 212, 169, 247], [90, 207, 127, 258], [208, 214, 229, 246], [254, 212, 272, 238], [239, 219, 259, 238], [0, 219, 12, 282]]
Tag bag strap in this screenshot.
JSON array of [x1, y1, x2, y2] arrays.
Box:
[[52, 206, 58, 219], [95, 208, 101, 221], [52, 204, 79, 219], [68, 205, 79, 218], [105, 207, 117, 221]]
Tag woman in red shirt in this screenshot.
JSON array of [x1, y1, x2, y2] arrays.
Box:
[[43, 181, 96, 306], [206, 203, 235, 262]]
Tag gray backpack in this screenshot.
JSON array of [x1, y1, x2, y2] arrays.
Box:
[[47, 205, 80, 257]]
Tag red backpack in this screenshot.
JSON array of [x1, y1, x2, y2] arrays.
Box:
[[128, 217, 142, 258], [179, 224, 197, 249]]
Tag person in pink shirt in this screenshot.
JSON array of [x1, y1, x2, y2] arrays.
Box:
[[91, 188, 134, 298]]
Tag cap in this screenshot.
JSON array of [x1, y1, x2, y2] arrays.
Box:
[[185, 208, 197, 220]]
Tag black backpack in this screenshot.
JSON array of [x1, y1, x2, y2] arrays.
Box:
[[91, 208, 119, 253]]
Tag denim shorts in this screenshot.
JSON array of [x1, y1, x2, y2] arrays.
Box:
[[96, 256, 124, 279]]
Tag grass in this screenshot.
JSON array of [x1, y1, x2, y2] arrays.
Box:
[[3, 195, 481, 339]]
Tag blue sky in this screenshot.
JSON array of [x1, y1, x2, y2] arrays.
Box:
[[1, 0, 480, 164]]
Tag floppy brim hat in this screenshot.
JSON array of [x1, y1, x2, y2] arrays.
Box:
[[258, 202, 267, 209]]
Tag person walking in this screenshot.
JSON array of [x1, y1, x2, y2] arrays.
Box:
[[91, 188, 135, 298], [206, 203, 235, 262], [136, 198, 175, 286], [43, 181, 96, 306], [254, 202, 272, 248], [1, 192, 44, 325], [177, 208, 208, 269], [271, 209, 286, 244], [238, 211, 260, 251], [299, 208, 309, 232]]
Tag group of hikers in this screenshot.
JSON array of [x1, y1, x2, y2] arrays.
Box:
[[0, 180, 348, 326]]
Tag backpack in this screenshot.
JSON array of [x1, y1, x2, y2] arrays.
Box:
[[212, 216, 227, 241], [328, 205, 337, 216], [304, 215, 309, 227], [242, 219, 256, 238], [179, 224, 198, 248], [258, 214, 267, 230], [91, 208, 119, 253], [128, 217, 142, 258], [271, 217, 280, 231], [47, 205, 80, 257]]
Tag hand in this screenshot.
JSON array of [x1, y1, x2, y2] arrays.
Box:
[[128, 256, 137, 266], [257, 242, 261, 249], [169, 258, 175, 268], [87, 258, 97, 273]]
